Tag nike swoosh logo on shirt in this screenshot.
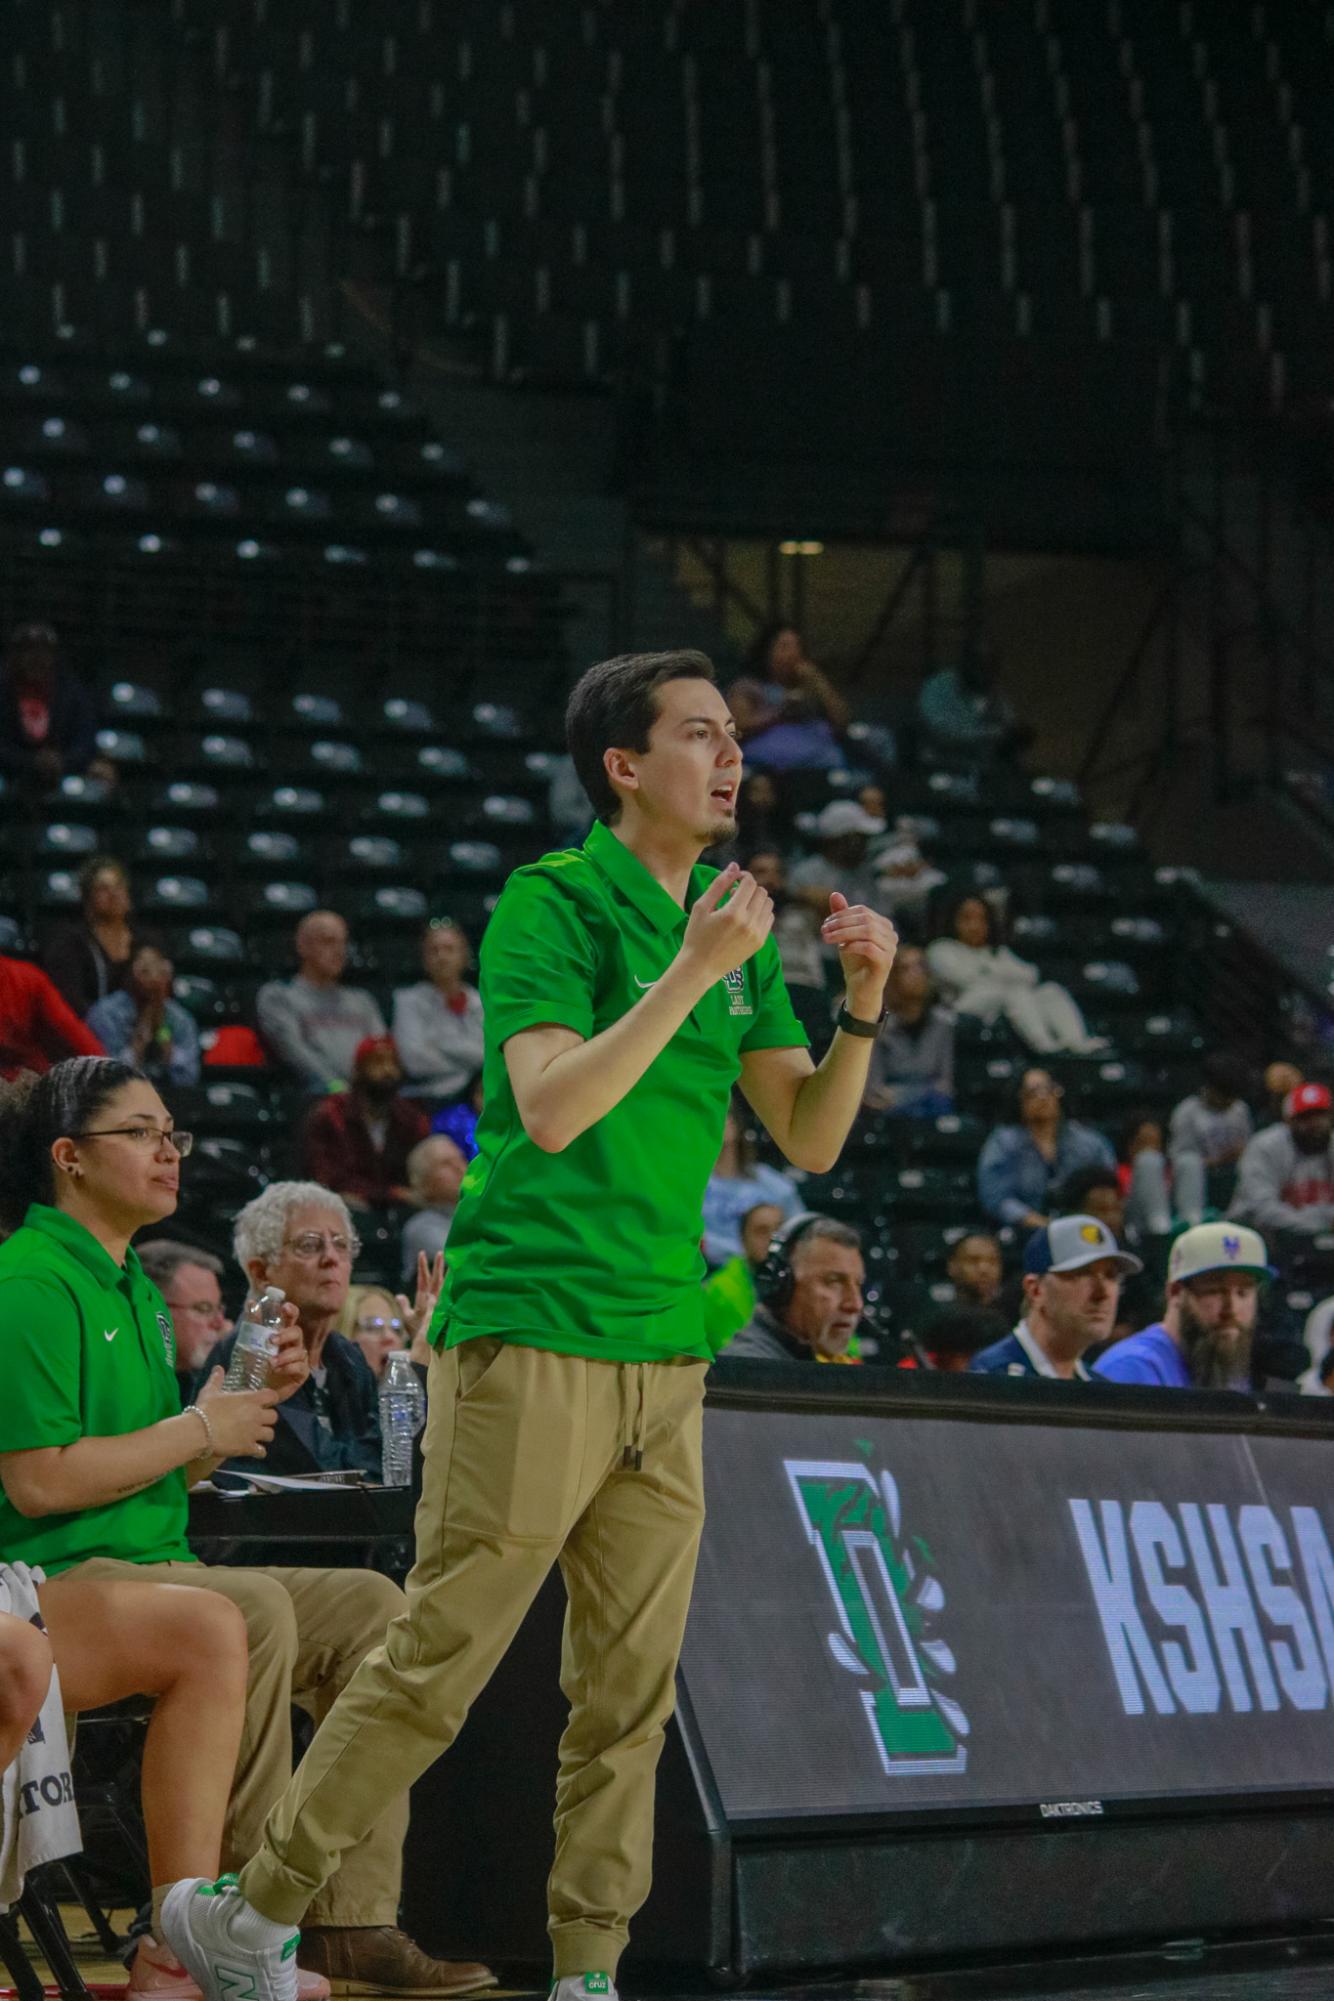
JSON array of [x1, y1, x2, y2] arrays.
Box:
[[104, 1328, 119, 1342], [634, 977, 657, 989]]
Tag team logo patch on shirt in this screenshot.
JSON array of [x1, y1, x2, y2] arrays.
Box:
[[722, 967, 752, 1017], [156, 1311, 174, 1362]]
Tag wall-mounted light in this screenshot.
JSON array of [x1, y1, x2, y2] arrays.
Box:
[[779, 539, 825, 556]]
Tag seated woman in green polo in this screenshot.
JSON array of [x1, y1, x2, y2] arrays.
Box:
[[0, 1058, 280, 1994]]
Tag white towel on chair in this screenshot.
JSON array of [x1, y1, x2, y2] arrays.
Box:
[[0, 1562, 81, 1912]]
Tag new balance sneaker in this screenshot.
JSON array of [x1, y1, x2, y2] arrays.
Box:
[[549, 1976, 618, 2001], [126, 1932, 331, 2001], [159, 1873, 300, 2001]]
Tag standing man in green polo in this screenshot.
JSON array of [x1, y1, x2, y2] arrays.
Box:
[[164, 650, 899, 2001]]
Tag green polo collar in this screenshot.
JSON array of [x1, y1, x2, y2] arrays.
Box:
[[22, 1202, 143, 1290], [583, 819, 711, 935]]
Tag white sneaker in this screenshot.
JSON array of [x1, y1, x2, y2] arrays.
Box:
[[159, 1874, 300, 2001], [550, 1977, 619, 2001]]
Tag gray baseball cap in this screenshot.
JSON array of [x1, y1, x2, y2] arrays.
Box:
[[1024, 1214, 1143, 1278]]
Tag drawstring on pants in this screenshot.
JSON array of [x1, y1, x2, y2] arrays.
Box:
[[620, 1363, 647, 1471]]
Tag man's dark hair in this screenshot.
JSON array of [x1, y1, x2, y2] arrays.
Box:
[[1055, 1164, 1121, 1213], [565, 650, 716, 823]]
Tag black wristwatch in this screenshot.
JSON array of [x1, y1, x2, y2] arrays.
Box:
[[835, 1000, 886, 1039]]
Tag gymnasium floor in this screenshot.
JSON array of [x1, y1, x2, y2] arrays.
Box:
[[13, 1911, 1334, 2001]]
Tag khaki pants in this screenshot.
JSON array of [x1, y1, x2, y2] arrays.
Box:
[[240, 1341, 707, 1979], [61, 1555, 408, 1926]]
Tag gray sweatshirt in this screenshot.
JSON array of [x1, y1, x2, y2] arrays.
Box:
[[391, 981, 486, 1099], [255, 975, 386, 1089], [867, 1005, 956, 1100], [1168, 1092, 1252, 1168], [1229, 1123, 1334, 1235]]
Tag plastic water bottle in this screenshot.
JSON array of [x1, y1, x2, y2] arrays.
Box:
[[224, 1285, 286, 1391], [379, 1351, 426, 1487]]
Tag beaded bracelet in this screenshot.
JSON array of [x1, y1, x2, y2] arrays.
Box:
[[184, 1403, 216, 1455]]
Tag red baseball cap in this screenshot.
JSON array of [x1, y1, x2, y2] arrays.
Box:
[[1285, 1082, 1332, 1118], [353, 1034, 399, 1069]]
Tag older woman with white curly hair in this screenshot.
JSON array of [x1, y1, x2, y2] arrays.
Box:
[[198, 1181, 444, 1479]]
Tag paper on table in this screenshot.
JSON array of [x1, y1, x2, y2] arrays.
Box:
[[195, 1470, 368, 1495]]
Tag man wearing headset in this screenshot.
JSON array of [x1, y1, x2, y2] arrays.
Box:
[[725, 1211, 867, 1363]]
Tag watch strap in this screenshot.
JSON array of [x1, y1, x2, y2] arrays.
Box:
[[836, 1001, 885, 1039]]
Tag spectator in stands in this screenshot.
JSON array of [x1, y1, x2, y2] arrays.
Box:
[[401, 1133, 468, 1278], [0, 952, 104, 1078], [0, 1093, 488, 2000], [726, 1215, 866, 1363], [1263, 1059, 1304, 1125], [86, 941, 201, 1087], [0, 621, 112, 792], [392, 920, 486, 1104], [42, 854, 136, 1016], [736, 771, 787, 852], [1116, 1110, 1174, 1239], [727, 623, 849, 773], [137, 1240, 232, 1395], [1056, 1163, 1129, 1241], [702, 1092, 802, 1266], [746, 849, 824, 989], [431, 1067, 483, 1161], [256, 910, 386, 1093], [335, 1284, 405, 1383], [1168, 1052, 1254, 1225], [945, 1230, 1005, 1308], [703, 1199, 785, 1356], [918, 1232, 1008, 1364], [301, 1036, 428, 1214], [1053, 1164, 1159, 1340], [753, 622, 851, 729], [1095, 1223, 1271, 1390], [1230, 1082, 1334, 1237], [971, 1216, 1140, 1379], [927, 892, 1107, 1055], [789, 800, 888, 919], [207, 1184, 385, 1479], [863, 943, 955, 1117], [917, 644, 1021, 763], [978, 1067, 1116, 1229], [871, 828, 948, 933]]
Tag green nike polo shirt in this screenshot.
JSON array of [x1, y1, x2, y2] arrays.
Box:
[[0, 1204, 194, 1575], [430, 819, 809, 1364]]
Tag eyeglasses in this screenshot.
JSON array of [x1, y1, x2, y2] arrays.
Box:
[[356, 1315, 404, 1334], [170, 1296, 225, 1320], [284, 1231, 361, 1261], [74, 1126, 194, 1156]]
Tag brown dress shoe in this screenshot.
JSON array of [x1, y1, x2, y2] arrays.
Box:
[[297, 1926, 496, 1997]]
